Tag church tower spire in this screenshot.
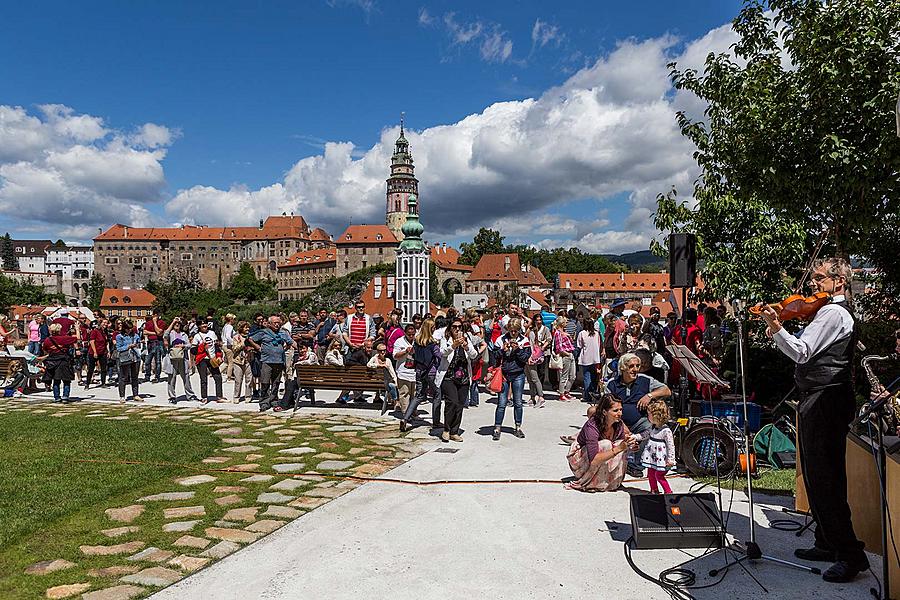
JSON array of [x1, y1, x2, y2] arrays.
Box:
[[385, 114, 419, 241], [395, 193, 429, 323]]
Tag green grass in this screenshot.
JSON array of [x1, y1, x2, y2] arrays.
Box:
[[0, 411, 219, 596], [697, 468, 796, 496]]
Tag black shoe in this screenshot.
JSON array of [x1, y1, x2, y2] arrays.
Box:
[[258, 403, 270, 412], [492, 429, 501, 441], [399, 420, 407, 432], [822, 558, 869, 583], [514, 428, 525, 439], [626, 465, 644, 478], [794, 547, 836, 563]]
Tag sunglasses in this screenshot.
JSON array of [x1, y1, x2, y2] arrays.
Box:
[[355, 306, 365, 310]]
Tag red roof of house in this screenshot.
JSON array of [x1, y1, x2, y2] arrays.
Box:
[[278, 248, 337, 269], [335, 225, 397, 246], [309, 227, 333, 242], [7, 304, 46, 320], [526, 290, 550, 308], [468, 253, 549, 286], [99, 288, 157, 308], [94, 215, 312, 242], [558, 273, 705, 292], [345, 276, 439, 317], [431, 245, 473, 272]]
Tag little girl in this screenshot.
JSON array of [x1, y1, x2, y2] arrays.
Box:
[[637, 400, 676, 494]]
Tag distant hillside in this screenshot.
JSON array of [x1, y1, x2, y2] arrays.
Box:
[[603, 250, 666, 272]]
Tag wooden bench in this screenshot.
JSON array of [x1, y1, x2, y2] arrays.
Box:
[[295, 364, 385, 404], [0, 355, 38, 392]]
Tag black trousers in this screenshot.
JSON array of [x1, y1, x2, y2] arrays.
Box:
[[118, 361, 139, 399], [797, 383, 866, 563], [86, 354, 108, 385], [440, 378, 469, 436]]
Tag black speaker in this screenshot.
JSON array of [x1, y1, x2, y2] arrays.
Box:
[[629, 493, 723, 550], [669, 233, 697, 288]]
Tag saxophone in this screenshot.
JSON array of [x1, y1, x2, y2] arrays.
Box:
[[861, 354, 900, 434]]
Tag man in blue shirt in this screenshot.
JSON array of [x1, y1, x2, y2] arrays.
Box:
[[248, 315, 295, 412]]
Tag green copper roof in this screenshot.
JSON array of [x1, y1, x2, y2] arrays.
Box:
[[399, 194, 425, 251]]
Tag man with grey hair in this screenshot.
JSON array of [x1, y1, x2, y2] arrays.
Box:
[[248, 315, 295, 412], [758, 256, 867, 583], [605, 351, 671, 477]]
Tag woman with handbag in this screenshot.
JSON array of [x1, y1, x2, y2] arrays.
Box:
[[164, 317, 198, 403], [40, 322, 78, 402], [400, 318, 440, 432], [492, 318, 531, 441], [115, 319, 142, 403], [526, 313, 551, 408], [576, 317, 604, 401], [552, 316, 576, 402], [191, 321, 224, 403], [435, 318, 478, 442]]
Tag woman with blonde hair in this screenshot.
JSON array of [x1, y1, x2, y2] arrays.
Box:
[[400, 318, 440, 432], [552, 316, 576, 401], [230, 320, 253, 402]]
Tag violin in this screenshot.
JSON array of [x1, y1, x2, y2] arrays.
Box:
[[748, 291, 831, 322]]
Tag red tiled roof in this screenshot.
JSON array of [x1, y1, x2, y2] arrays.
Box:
[[309, 227, 333, 242], [94, 215, 312, 242], [468, 253, 549, 286], [99, 288, 156, 308], [431, 245, 473, 272], [335, 225, 397, 246], [558, 273, 705, 292], [7, 304, 46, 320], [278, 248, 337, 269], [526, 290, 550, 308]]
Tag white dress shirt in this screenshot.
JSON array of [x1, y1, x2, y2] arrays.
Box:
[[772, 295, 853, 364]]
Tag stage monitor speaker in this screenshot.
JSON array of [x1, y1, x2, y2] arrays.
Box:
[[630, 493, 724, 550], [669, 233, 697, 288]]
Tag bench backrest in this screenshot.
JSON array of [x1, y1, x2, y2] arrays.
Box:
[[296, 364, 386, 391]]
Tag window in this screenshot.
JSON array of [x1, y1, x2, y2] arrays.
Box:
[[362, 261, 367, 269], [344, 261, 349, 270], [379, 247, 383, 255], [362, 247, 367, 255], [104, 257, 119, 265], [181, 253, 193, 261]]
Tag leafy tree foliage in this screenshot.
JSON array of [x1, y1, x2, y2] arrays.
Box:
[[429, 262, 451, 308], [458, 228, 505, 266], [655, 0, 900, 308], [284, 263, 395, 314], [1, 234, 17, 272], [0, 274, 64, 311], [227, 263, 276, 304], [87, 273, 106, 311]]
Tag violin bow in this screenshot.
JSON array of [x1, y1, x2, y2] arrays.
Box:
[[793, 227, 829, 295]]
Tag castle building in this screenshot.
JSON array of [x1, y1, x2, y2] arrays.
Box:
[[385, 116, 418, 242], [394, 193, 429, 323]]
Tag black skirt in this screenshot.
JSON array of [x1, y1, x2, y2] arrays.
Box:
[[43, 354, 75, 382]]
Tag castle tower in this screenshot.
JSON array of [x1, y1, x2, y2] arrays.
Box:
[[385, 114, 418, 241], [395, 193, 429, 324]]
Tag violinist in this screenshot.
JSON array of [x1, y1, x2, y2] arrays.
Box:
[[757, 257, 867, 583]]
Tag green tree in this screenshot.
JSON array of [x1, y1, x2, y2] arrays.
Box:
[[656, 0, 900, 307], [289, 263, 394, 313], [87, 273, 106, 311], [226, 263, 276, 304], [429, 262, 451, 308], [0, 274, 64, 311], [459, 228, 505, 266], [1, 234, 17, 271]]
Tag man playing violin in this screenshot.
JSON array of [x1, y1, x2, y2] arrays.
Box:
[[758, 257, 867, 583]]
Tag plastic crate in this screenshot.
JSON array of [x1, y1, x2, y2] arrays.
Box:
[[698, 400, 761, 432]]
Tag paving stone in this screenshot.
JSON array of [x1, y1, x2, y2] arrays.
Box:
[[167, 554, 210, 573], [320, 442, 339, 449], [201, 456, 230, 464], [223, 507, 259, 522], [120, 566, 182, 587], [174, 474, 217, 486], [199, 541, 239, 559], [105, 416, 129, 421], [222, 445, 261, 453], [162, 520, 199, 533], [244, 453, 264, 460], [327, 425, 366, 431], [173, 535, 210, 550], [87, 566, 140, 578], [273, 429, 300, 435], [213, 427, 242, 436], [45, 582, 91, 598], [212, 485, 246, 493], [104, 505, 145, 523], [271, 462, 305, 473], [289, 496, 329, 509], [24, 559, 76, 575], [262, 505, 303, 519], [221, 438, 254, 444], [126, 547, 174, 563], [245, 519, 284, 534], [229, 463, 260, 472], [316, 460, 354, 471], [82, 585, 145, 600], [141, 492, 195, 504], [278, 446, 316, 455], [240, 474, 274, 483], [100, 526, 140, 538], [371, 438, 406, 445], [80, 541, 145, 556], [313, 452, 344, 460], [256, 492, 294, 504], [348, 447, 367, 455], [269, 479, 306, 492], [214, 494, 243, 507], [163, 506, 205, 519], [204, 527, 260, 544]]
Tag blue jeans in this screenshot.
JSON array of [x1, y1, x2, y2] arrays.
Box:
[[27, 341, 41, 355], [386, 382, 398, 402], [495, 372, 525, 427], [403, 370, 438, 425], [582, 364, 597, 400], [52, 381, 71, 401], [468, 381, 480, 406], [145, 340, 164, 380]]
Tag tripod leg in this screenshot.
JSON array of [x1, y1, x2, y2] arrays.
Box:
[[709, 550, 749, 576], [759, 554, 821, 575]]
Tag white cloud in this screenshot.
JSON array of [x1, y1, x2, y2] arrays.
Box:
[[417, 7, 434, 26], [420, 11, 514, 64], [480, 28, 513, 63], [531, 19, 563, 49], [0, 104, 173, 230], [441, 12, 483, 45]]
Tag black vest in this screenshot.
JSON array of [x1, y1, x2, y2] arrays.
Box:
[[794, 300, 854, 392]]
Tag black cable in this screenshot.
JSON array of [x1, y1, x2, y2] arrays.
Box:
[[623, 536, 695, 600], [769, 518, 804, 532]]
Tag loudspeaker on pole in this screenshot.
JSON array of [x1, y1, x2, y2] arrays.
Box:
[[669, 233, 697, 288]]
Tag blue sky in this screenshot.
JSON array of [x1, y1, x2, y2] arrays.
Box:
[[0, 0, 744, 252]]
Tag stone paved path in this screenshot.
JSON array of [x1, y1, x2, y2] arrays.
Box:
[[2, 387, 435, 599]]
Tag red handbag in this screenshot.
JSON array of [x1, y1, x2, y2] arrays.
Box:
[[487, 366, 504, 394]]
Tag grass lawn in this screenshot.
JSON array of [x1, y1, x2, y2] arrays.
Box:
[[697, 467, 796, 496], [0, 411, 219, 597]]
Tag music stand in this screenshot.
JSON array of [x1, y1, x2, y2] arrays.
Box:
[[667, 344, 729, 417]]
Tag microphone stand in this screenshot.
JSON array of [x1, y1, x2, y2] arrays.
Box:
[[709, 300, 821, 578]]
